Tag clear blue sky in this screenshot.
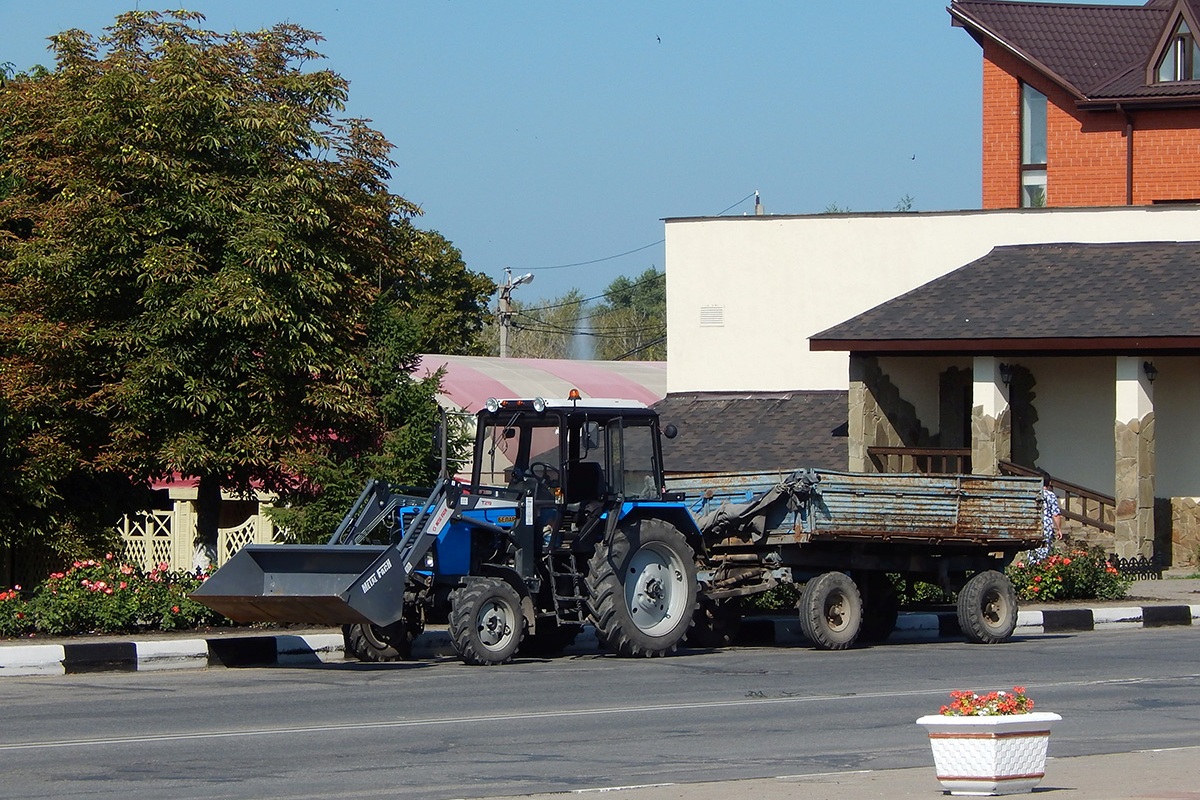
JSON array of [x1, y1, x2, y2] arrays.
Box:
[[0, 1, 1136, 304]]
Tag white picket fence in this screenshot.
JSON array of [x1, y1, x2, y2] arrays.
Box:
[[117, 501, 279, 571]]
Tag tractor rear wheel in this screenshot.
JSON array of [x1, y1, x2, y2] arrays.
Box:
[[448, 577, 525, 665], [585, 518, 698, 657], [686, 596, 743, 648]]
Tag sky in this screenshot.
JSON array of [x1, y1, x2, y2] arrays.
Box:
[[0, 1, 1137, 305]]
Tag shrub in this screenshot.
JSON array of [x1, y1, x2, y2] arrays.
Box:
[[3, 553, 233, 637], [1006, 545, 1131, 602], [0, 586, 35, 637]]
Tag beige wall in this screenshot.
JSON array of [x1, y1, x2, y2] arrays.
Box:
[[1152, 357, 1200, 499], [665, 205, 1200, 393], [1026, 358, 1115, 493]]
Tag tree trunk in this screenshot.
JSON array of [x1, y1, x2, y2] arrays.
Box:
[[195, 474, 222, 567]]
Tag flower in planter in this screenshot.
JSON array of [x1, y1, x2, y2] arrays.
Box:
[[939, 686, 1034, 716]]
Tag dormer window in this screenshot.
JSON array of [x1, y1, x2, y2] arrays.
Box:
[[1156, 18, 1200, 81]]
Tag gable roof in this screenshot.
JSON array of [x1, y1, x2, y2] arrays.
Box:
[[950, 0, 1200, 107], [654, 391, 848, 474], [809, 241, 1200, 353]]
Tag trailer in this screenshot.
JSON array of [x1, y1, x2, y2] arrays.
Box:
[[192, 393, 1044, 663], [668, 469, 1042, 649]]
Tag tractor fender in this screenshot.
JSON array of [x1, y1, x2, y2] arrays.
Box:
[[613, 502, 704, 556]]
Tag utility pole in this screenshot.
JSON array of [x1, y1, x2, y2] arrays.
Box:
[[498, 268, 534, 358]]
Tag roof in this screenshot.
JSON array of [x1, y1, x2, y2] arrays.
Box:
[[810, 241, 1200, 353], [654, 391, 848, 474], [950, 0, 1200, 106], [416, 355, 667, 413]]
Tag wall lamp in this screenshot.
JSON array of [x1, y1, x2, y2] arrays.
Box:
[[1143, 361, 1158, 383], [998, 362, 1013, 386]]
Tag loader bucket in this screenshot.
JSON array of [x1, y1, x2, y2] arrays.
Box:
[[191, 544, 395, 627]]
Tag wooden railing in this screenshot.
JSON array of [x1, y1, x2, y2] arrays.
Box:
[[998, 460, 1115, 534], [867, 447, 972, 475]]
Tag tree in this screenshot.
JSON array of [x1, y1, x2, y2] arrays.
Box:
[[0, 11, 487, 557], [591, 268, 666, 361], [479, 289, 587, 359]]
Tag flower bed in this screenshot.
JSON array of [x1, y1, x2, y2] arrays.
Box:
[[0, 554, 232, 638], [1006, 544, 1131, 602]]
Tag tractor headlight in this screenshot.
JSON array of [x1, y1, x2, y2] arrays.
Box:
[[485, 397, 500, 413], [423, 550, 436, 570], [532, 396, 546, 413]]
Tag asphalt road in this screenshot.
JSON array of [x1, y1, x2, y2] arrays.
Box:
[[1, 628, 1197, 800]]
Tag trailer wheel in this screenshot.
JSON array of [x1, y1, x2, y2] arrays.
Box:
[[799, 571, 862, 650], [448, 577, 525, 665], [342, 621, 413, 662], [686, 596, 742, 648], [957, 570, 1018, 644], [857, 572, 900, 643], [585, 518, 698, 658]]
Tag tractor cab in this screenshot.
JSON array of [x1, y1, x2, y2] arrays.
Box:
[[470, 392, 667, 543]]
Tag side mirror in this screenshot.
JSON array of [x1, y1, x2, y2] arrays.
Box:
[[662, 423, 678, 440]]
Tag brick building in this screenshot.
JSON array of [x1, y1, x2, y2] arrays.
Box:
[[951, 0, 1200, 208]]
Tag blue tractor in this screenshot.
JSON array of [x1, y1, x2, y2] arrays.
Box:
[[194, 393, 702, 665]]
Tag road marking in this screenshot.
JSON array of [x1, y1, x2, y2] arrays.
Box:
[[571, 784, 676, 793], [2, 673, 1197, 752]]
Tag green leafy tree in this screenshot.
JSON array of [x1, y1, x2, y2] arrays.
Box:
[[479, 289, 587, 359], [591, 268, 665, 361], [0, 12, 486, 557]]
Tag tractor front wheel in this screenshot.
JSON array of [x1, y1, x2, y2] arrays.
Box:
[[448, 577, 525, 665]]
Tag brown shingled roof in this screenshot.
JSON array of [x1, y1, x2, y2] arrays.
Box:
[[809, 241, 1200, 353], [655, 391, 848, 473], [950, 0, 1200, 105]]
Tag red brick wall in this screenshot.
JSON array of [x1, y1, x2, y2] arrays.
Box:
[[980, 41, 1200, 208]]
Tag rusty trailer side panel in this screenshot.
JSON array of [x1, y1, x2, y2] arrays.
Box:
[[667, 469, 1044, 548]]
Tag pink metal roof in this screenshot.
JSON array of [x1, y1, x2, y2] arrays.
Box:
[[416, 355, 667, 412]]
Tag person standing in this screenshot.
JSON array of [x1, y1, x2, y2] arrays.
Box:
[[1034, 471, 1063, 561]]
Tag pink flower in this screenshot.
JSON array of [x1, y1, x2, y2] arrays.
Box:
[[105, 553, 114, 561], [119, 581, 128, 590], [171, 605, 180, 614], [120, 565, 134, 576]]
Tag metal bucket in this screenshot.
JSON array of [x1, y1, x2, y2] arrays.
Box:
[[190, 544, 398, 626]]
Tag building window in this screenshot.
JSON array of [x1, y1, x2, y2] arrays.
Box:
[[1156, 18, 1200, 81], [1020, 83, 1047, 208]]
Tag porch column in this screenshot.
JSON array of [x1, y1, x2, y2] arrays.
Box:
[[848, 354, 903, 473], [970, 356, 1011, 475], [1114, 357, 1155, 559]]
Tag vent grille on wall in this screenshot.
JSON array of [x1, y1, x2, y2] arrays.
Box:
[[699, 305, 725, 327]]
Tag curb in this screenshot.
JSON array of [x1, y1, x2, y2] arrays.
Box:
[[3, 604, 1197, 678]]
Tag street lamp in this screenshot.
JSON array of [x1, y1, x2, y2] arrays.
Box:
[[498, 268, 534, 358]]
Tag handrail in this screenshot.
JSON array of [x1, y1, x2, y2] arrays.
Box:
[[867, 446, 971, 475], [999, 460, 1115, 534]]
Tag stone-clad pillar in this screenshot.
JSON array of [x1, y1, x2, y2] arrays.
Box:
[[1114, 357, 1155, 559], [971, 356, 1011, 476]]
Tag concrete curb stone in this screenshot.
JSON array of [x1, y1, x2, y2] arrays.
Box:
[[2, 601, 1196, 678]]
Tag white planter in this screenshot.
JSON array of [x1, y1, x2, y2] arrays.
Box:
[[915, 712, 1062, 796]]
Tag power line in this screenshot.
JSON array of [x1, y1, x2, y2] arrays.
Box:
[[523, 240, 663, 272], [506, 190, 758, 274], [517, 270, 665, 315]]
